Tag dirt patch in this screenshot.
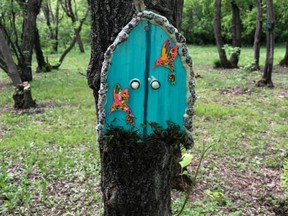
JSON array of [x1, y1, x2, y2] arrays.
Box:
[[0, 100, 57, 115], [189, 154, 288, 215], [271, 65, 288, 74], [219, 86, 253, 95]]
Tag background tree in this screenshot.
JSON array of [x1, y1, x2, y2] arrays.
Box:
[[229, 0, 242, 67], [257, 0, 275, 87], [60, 0, 87, 53], [87, 0, 189, 215], [18, 0, 43, 81], [276, 0, 288, 67], [41, 0, 61, 53], [0, 27, 36, 108], [213, 0, 234, 68], [252, 0, 263, 70]]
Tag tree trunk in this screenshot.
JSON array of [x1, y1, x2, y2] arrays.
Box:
[[75, 29, 85, 53], [13, 82, 37, 109], [172, 0, 184, 31], [279, 40, 288, 67], [34, 27, 51, 72], [252, 0, 263, 70], [51, 8, 89, 69], [19, 0, 42, 81], [42, 0, 58, 53], [101, 130, 181, 216], [0, 28, 22, 86], [230, 0, 241, 68], [0, 27, 36, 108], [0, 52, 9, 75], [88, 1, 189, 215], [213, 0, 233, 68], [257, 0, 274, 88]]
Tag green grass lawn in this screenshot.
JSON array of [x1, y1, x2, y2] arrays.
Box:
[[1, 46, 288, 215]]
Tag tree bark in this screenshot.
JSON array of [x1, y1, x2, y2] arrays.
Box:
[[257, 0, 274, 88], [0, 27, 36, 108], [19, 0, 42, 81], [101, 130, 180, 216], [279, 40, 288, 67], [230, 0, 241, 68], [75, 29, 85, 53], [34, 26, 51, 72], [88, 1, 189, 215], [0, 28, 22, 86], [213, 0, 233, 68], [252, 0, 263, 70]]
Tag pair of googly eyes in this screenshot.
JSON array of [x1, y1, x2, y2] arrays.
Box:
[[130, 79, 160, 90]]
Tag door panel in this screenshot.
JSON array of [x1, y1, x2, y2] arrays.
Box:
[[104, 21, 187, 134], [105, 21, 147, 132], [147, 25, 187, 131]]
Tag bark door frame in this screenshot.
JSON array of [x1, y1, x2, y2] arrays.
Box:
[[97, 10, 195, 145]]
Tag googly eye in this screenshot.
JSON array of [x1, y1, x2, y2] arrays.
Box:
[[151, 80, 160, 90], [130, 79, 141, 90]]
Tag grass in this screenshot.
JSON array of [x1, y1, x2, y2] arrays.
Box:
[[1, 45, 288, 215]]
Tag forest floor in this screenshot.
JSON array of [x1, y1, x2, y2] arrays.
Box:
[[0, 46, 288, 215]]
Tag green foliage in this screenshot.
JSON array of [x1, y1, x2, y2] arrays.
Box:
[[222, 44, 241, 58], [182, 0, 214, 44], [182, 0, 287, 45], [179, 154, 193, 169], [282, 161, 288, 193]]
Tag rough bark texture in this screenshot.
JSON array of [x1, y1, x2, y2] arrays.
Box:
[[13, 82, 37, 109], [279, 40, 288, 67], [230, 0, 241, 68], [19, 0, 42, 81], [213, 0, 233, 68], [257, 0, 274, 88], [252, 0, 263, 70], [101, 127, 186, 216], [88, 1, 187, 215]]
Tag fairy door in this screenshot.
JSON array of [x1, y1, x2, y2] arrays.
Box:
[[99, 11, 193, 137]]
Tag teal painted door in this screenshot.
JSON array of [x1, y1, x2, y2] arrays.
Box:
[[105, 21, 187, 135]]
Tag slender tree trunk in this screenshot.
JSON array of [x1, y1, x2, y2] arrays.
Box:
[[213, 0, 233, 68], [19, 0, 42, 81], [34, 26, 51, 72], [54, 0, 60, 52], [42, 1, 58, 53], [51, 9, 88, 69], [88, 1, 189, 215], [0, 28, 22, 86], [252, 0, 263, 70], [75, 29, 85, 53], [257, 0, 274, 88], [230, 0, 241, 68], [279, 40, 288, 67]]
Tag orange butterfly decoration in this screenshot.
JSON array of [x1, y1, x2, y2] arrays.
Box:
[[109, 84, 135, 127], [153, 39, 178, 85]]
